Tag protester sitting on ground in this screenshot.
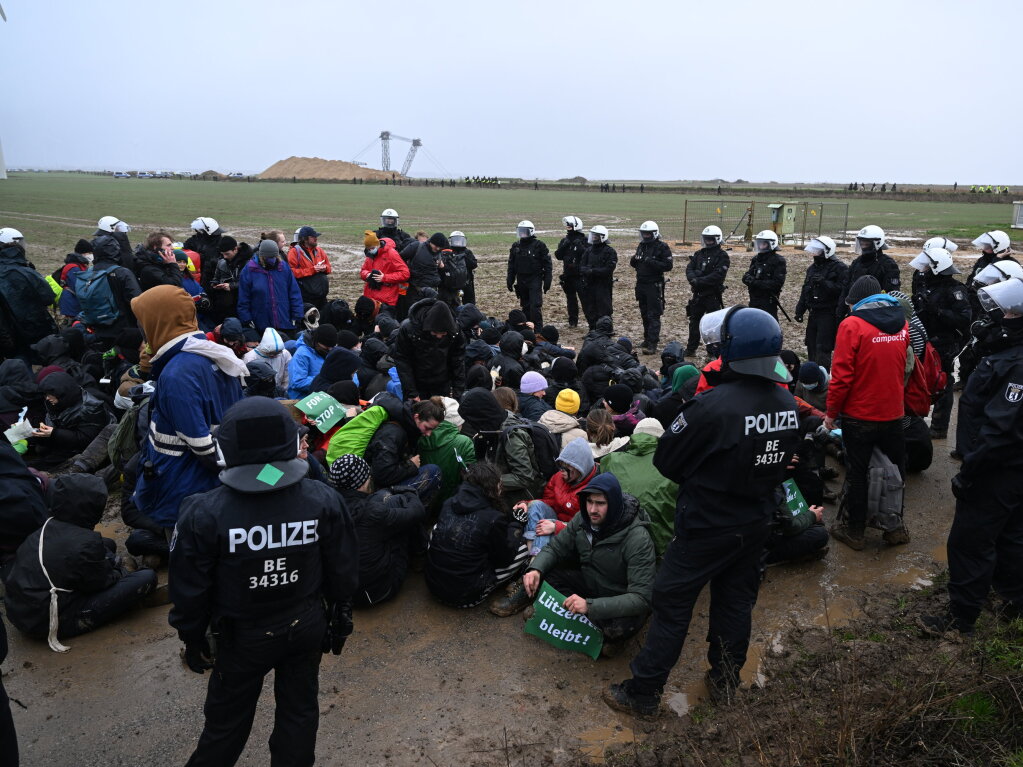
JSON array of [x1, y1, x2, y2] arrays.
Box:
[[599, 418, 678, 557], [425, 462, 530, 608], [175, 249, 212, 330], [0, 359, 42, 431], [136, 231, 183, 292], [237, 239, 304, 335], [518, 372, 553, 422], [418, 397, 477, 505], [535, 324, 576, 362], [515, 437, 596, 556], [363, 393, 443, 507], [287, 323, 337, 399], [464, 338, 495, 391], [539, 389, 588, 448], [765, 494, 829, 567], [794, 361, 829, 412], [489, 331, 526, 389], [243, 327, 291, 394], [544, 357, 589, 413], [330, 454, 427, 606], [354, 337, 390, 398], [586, 408, 629, 459], [309, 345, 361, 393], [652, 364, 700, 430], [83, 233, 142, 347], [603, 383, 645, 437], [3, 474, 158, 648], [493, 386, 519, 414], [55, 239, 94, 321], [27, 371, 112, 470], [0, 443, 47, 579]]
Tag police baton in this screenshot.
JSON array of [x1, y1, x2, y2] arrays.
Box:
[[771, 294, 799, 323]]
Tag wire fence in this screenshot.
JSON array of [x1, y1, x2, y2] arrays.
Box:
[[681, 200, 850, 246]]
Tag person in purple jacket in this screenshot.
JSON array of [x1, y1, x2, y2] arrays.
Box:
[[237, 239, 304, 336]]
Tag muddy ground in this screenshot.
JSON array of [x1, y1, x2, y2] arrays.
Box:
[[2, 241, 971, 765]]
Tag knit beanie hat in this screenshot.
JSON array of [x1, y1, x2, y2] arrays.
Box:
[[74, 238, 94, 254], [422, 301, 457, 335], [846, 275, 882, 305], [364, 230, 380, 249], [217, 235, 238, 252], [330, 454, 371, 491], [604, 383, 633, 413], [549, 356, 578, 383], [617, 337, 633, 353], [429, 232, 449, 250], [555, 388, 581, 415], [336, 330, 359, 349], [520, 371, 548, 394], [508, 309, 528, 326], [257, 239, 280, 259], [798, 361, 824, 386], [313, 323, 338, 348], [520, 328, 536, 344], [540, 325, 559, 344]]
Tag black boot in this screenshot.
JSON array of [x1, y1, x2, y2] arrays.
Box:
[[489, 582, 532, 617]]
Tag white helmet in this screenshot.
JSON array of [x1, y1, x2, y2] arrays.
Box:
[[972, 230, 1012, 256], [380, 209, 399, 228], [923, 236, 959, 254], [974, 259, 1023, 286], [293, 229, 302, 245], [910, 247, 958, 275], [97, 215, 130, 233], [190, 216, 221, 235], [562, 216, 582, 231], [639, 220, 659, 241], [0, 227, 24, 245], [449, 231, 467, 248], [701, 225, 723, 247], [804, 236, 837, 259], [854, 224, 887, 255], [754, 230, 780, 253], [588, 225, 609, 245], [978, 277, 1023, 316], [516, 220, 535, 239]]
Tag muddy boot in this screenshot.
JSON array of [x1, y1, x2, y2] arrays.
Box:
[[69, 422, 117, 474], [882, 524, 910, 546], [929, 427, 947, 440], [601, 681, 660, 717], [917, 612, 974, 638], [489, 581, 532, 617], [830, 523, 865, 551], [600, 639, 627, 659], [521, 605, 535, 622]]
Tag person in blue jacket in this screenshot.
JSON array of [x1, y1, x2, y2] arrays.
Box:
[[287, 324, 338, 399], [237, 239, 304, 335]]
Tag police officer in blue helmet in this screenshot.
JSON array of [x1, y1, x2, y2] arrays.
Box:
[[603, 307, 801, 715]]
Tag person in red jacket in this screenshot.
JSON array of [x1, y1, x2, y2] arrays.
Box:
[[824, 275, 910, 550], [287, 225, 332, 312], [360, 231, 410, 313]]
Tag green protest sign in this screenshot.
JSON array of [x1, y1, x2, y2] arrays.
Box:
[[782, 478, 809, 518], [295, 392, 345, 432], [523, 581, 603, 660]]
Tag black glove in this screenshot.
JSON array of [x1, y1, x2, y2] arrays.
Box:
[[543, 281, 552, 293], [742, 273, 754, 286], [323, 601, 353, 656], [950, 473, 970, 500], [183, 638, 214, 674], [794, 313, 804, 323], [507, 280, 515, 292]]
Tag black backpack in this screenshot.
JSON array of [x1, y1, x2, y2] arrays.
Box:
[[442, 250, 468, 291], [503, 420, 560, 482]]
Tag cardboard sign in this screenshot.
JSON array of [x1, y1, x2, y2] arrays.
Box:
[[295, 392, 344, 432], [523, 581, 603, 660], [782, 478, 810, 518]]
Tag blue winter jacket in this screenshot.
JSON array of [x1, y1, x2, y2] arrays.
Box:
[[133, 335, 244, 528], [287, 333, 327, 399], [237, 256, 304, 333]]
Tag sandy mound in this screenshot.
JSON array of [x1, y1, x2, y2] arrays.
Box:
[[260, 156, 397, 181]]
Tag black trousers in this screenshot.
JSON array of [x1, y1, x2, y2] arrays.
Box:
[[840, 417, 905, 531], [904, 415, 933, 473], [186, 605, 326, 767], [126, 528, 170, 558], [635, 281, 664, 348], [947, 479, 1023, 628], [543, 568, 648, 642], [686, 293, 723, 355], [748, 295, 777, 321], [561, 275, 582, 326], [764, 524, 829, 565], [59, 569, 157, 639], [514, 278, 544, 328], [582, 283, 613, 330], [0, 675, 17, 767], [804, 309, 838, 370], [929, 345, 958, 433], [628, 522, 770, 695]]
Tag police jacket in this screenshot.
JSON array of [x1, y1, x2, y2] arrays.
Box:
[[168, 477, 358, 642], [507, 236, 552, 290], [742, 250, 786, 299], [630, 240, 674, 284], [376, 226, 413, 253], [654, 372, 800, 531], [580, 242, 618, 287], [795, 256, 849, 315], [912, 274, 971, 347], [555, 230, 588, 276], [839, 252, 901, 309], [686, 246, 729, 296], [0, 245, 59, 346]]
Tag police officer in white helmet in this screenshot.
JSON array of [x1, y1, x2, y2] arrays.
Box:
[[684, 226, 730, 356]]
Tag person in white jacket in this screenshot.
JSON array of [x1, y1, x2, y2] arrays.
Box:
[[243, 327, 292, 393]]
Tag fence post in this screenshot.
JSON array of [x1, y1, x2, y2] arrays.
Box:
[[682, 199, 688, 244]]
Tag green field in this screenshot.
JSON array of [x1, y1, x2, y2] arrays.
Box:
[[0, 173, 1016, 273]]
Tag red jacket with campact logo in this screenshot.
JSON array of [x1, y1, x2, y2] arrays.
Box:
[[826, 297, 909, 422]]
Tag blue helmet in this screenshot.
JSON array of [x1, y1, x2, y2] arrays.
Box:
[[719, 307, 790, 383]]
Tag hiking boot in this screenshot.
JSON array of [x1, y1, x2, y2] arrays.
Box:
[[830, 523, 865, 551], [140, 583, 171, 608], [489, 582, 532, 617], [882, 525, 910, 546], [929, 428, 947, 440], [704, 671, 739, 706], [601, 681, 660, 717], [521, 605, 535, 622], [917, 613, 974, 637]]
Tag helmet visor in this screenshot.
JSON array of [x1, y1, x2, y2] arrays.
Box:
[[804, 238, 830, 257], [449, 234, 466, 248], [909, 253, 934, 272], [755, 238, 774, 253], [517, 227, 532, 239], [699, 307, 730, 347], [587, 231, 603, 245], [702, 235, 720, 247], [978, 278, 1023, 315], [854, 237, 877, 255], [380, 216, 397, 228]]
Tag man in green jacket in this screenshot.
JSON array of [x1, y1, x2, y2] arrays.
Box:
[[418, 398, 477, 506], [523, 473, 656, 653], [599, 418, 678, 557]]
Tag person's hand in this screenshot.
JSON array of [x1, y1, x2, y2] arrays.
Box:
[[823, 416, 836, 431], [345, 407, 357, 419], [315, 262, 327, 272], [526, 321, 535, 329], [513, 501, 529, 514], [809, 505, 824, 523], [322, 602, 353, 656], [183, 638, 214, 673], [535, 519, 557, 536], [563, 594, 588, 615], [794, 313, 804, 323], [410, 454, 421, 467], [786, 453, 800, 470], [951, 473, 970, 500], [523, 570, 541, 597], [32, 423, 53, 438], [214, 283, 230, 290]]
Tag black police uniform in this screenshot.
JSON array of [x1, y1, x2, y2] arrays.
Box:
[[947, 317, 1023, 629], [741, 250, 786, 320], [912, 273, 971, 434], [555, 229, 588, 327], [169, 401, 358, 767], [375, 225, 413, 253], [631, 239, 674, 351], [685, 246, 729, 355], [838, 251, 900, 316], [795, 255, 848, 369], [579, 240, 618, 330], [958, 254, 1020, 387], [627, 371, 800, 696], [507, 236, 552, 328], [456, 247, 479, 306]]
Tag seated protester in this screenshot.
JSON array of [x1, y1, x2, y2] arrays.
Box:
[[418, 397, 477, 505], [539, 389, 588, 449], [794, 361, 829, 412], [106, 328, 144, 395], [465, 339, 496, 391], [587, 408, 629, 460], [309, 346, 361, 393], [515, 437, 596, 556], [544, 356, 589, 413], [779, 350, 801, 392], [481, 325, 502, 357], [455, 303, 486, 344], [30, 333, 99, 393], [351, 337, 385, 395], [425, 462, 529, 608], [493, 386, 519, 414], [352, 295, 383, 338], [502, 474, 657, 653], [603, 383, 645, 438], [120, 454, 169, 568], [55, 239, 94, 320], [503, 309, 531, 336], [581, 360, 617, 407], [207, 237, 249, 325], [653, 364, 700, 431], [0, 358, 42, 429], [518, 372, 553, 422], [4, 475, 157, 648], [616, 367, 659, 417], [599, 418, 679, 558], [298, 426, 329, 484], [489, 331, 526, 390], [535, 324, 576, 362], [765, 491, 829, 567], [243, 327, 291, 395], [211, 317, 251, 360], [519, 328, 544, 371], [458, 388, 544, 506], [244, 359, 283, 398], [135, 231, 183, 292], [392, 297, 467, 401], [330, 455, 426, 606], [659, 341, 684, 385], [287, 323, 337, 399], [27, 372, 112, 470], [577, 315, 616, 373], [0, 443, 47, 578], [363, 393, 443, 507], [903, 414, 933, 473]]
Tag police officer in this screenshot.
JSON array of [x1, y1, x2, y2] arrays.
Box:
[[921, 277, 1023, 636], [602, 308, 800, 715], [506, 220, 552, 328], [794, 236, 848, 369], [376, 208, 414, 252], [685, 225, 729, 357], [579, 225, 618, 330], [959, 231, 1018, 388], [741, 230, 787, 320], [909, 247, 971, 438], [838, 224, 900, 314], [631, 221, 674, 354], [554, 216, 587, 328], [169, 396, 358, 767]]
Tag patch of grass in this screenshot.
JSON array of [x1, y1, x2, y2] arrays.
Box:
[[952, 692, 1000, 732], [977, 619, 1023, 671], [1001, 749, 1023, 767], [866, 631, 887, 642]]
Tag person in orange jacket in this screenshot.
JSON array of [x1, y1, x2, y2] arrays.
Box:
[[360, 231, 410, 315], [287, 225, 332, 312]]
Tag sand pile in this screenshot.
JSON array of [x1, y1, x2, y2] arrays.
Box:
[[260, 156, 397, 181]]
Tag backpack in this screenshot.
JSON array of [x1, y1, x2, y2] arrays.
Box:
[[442, 250, 468, 291], [504, 421, 560, 482], [325, 405, 389, 465], [903, 342, 947, 417], [107, 395, 148, 470], [838, 447, 904, 532], [76, 266, 121, 326]]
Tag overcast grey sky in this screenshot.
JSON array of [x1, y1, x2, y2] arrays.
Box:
[[2, 0, 1019, 183]]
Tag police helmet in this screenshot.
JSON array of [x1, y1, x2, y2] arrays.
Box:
[[588, 225, 609, 245], [923, 236, 959, 254], [978, 277, 1023, 317], [97, 215, 130, 234], [562, 215, 583, 231], [910, 247, 959, 275], [639, 220, 660, 241], [449, 231, 467, 248], [0, 227, 24, 245], [517, 220, 535, 239], [854, 224, 886, 255], [804, 236, 837, 259], [215, 397, 308, 493], [754, 230, 780, 253], [190, 216, 222, 236], [972, 230, 1011, 256], [974, 259, 1023, 287], [701, 225, 723, 247], [719, 307, 790, 383], [380, 208, 399, 228]]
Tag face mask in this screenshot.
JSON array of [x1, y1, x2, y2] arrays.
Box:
[[365, 247, 378, 257], [83, 253, 94, 264], [813, 255, 825, 264], [264, 257, 277, 267], [802, 382, 818, 391]]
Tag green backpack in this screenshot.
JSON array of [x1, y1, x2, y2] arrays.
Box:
[[325, 405, 389, 465]]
